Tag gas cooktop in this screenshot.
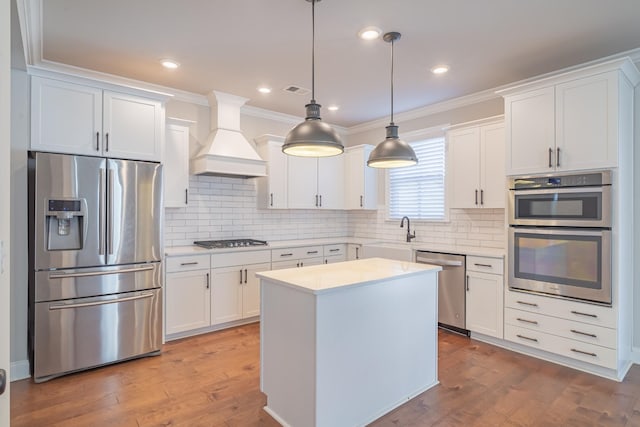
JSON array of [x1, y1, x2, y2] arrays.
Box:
[[193, 239, 268, 249]]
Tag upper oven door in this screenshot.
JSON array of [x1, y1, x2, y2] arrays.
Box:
[[509, 186, 610, 227]]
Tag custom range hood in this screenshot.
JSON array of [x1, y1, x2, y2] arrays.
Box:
[[191, 91, 267, 178]]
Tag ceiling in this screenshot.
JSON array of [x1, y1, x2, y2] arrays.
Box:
[[14, 0, 640, 127]]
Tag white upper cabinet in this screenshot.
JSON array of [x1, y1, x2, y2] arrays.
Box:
[[449, 118, 505, 209], [255, 135, 288, 209], [288, 154, 344, 210], [345, 145, 378, 210], [317, 155, 345, 209], [164, 118, 193, 208], [31, 76, 164, 162], [502, 59, 639, 175]]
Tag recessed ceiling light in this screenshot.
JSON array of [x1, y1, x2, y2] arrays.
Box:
[[258, 87, 272, 94], [328, 105, 339, 111], [431, 65, 450, 75], [358, 26, 382, 41], [161, 59, 180, 69]]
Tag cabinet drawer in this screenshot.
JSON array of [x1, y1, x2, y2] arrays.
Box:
[[165, 254, 211, 273], [505, 290, 616, 328], [271, 246, 324, 261], [213, 250, 271, 268], [505, 308, 616, 349], [467, 256, 503, 275], [505, 324, 617, 369], [324, 244, 346, 257]]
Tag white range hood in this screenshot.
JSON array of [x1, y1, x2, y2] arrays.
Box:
[[191, 91, 267, 178]]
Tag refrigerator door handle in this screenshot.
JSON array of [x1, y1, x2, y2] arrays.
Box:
[[107, 167, 114, 255], [48, 265, 155, 279], [48, 292, 155, 310], [99, 168, 106, 256]]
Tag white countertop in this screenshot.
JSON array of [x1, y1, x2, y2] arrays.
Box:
[[255, 257, 441, 295]]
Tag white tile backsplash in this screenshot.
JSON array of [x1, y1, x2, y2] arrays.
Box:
[[165, 176, 505, 250]]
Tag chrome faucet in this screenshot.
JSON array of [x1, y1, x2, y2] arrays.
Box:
[[400, 216, 416, 242]]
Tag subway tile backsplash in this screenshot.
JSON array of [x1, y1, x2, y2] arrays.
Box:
[[164, 175, 505, 250]]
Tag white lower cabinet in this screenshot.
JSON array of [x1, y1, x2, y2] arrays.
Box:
[[165, 254, 211, 336], [347, 244, 361, 260], [323, 243, 346, 264], [271, 245, 324, 269], [465, 256, 504, 338]]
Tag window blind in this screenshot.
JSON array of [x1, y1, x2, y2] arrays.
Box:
[[387, 137, 446, 220]]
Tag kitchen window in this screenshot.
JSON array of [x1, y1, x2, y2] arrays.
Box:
[[387, 134, 447, 221]]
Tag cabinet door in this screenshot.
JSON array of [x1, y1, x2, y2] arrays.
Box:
[[242, 262, 271, 318], [555, 71, 618, 171], [164, 123, 190, 208], [479, 123, 506, 208], [211, 266, 244, 325], [266, 142, 288, 208], [318, 155, 345, 209], [505, 87, 555, 175], [345, 146, 377, 210], [347, 244, 361, 260], [31, 76, 103, 156], [103, 91, 163, 161], [300, 257, 323, 267], [449, 127, 481, 209], [165, 270, 211, 335], [271, 259, 301, 270], [466, 271, 503, 338], [324, 254, 346, 264], [287, 157, 318, 208]]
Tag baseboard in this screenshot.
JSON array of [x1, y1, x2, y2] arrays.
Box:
[[11, 359, 30, 381], [631, 346, 640, 365]]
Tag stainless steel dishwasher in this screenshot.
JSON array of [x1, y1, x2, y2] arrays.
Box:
[[416, 251, 467, 335]]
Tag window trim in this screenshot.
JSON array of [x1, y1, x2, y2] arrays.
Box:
[[385, 124, 450, 223]]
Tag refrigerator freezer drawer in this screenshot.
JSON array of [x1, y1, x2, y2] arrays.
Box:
[[34, 262, 162, 302], [33, 288, 162, 382]]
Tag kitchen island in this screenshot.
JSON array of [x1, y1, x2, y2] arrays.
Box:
[[257, 258, 441, 427]]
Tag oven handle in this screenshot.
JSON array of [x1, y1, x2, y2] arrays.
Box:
[[48, 292, 155, 310], [509, 227, 610, 238], [510, 186, 607, 196]]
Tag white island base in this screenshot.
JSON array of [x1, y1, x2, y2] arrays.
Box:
[[258, 258, 441, 427]]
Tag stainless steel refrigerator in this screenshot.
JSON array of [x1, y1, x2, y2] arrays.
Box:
[[28, 151, 163, 382]]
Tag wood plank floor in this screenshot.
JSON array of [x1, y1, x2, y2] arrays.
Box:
[[11, 323, 640, 426]]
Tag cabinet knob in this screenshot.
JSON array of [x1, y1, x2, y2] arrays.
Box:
[[360, 195, 363, 207], [206, 273, 210, 289], [548, 147, 553, 168], [96, 131, 100, 151], [105, 133, 110, 152], [185, 189, 188, 205], [270, 193, 273, 207], [556, 147, 561, 167], [475, 190, 478, 205]]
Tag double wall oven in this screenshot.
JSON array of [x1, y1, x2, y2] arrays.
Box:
[[508, 171, 612, 305]]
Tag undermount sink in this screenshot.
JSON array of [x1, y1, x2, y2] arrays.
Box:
[[360, 243, 414, 262]]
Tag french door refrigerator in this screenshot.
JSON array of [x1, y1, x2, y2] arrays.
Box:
[[28, 152, 163, 382]]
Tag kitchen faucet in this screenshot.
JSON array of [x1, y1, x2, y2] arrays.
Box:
[[400, 216, 416, 242]]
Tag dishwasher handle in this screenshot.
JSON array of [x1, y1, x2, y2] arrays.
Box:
[[416, 257, 463, 267]]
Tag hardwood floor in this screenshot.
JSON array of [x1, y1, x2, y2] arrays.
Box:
[[11, 323, 640, 427]]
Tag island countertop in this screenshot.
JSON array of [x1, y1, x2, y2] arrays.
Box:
[[255, 257, 441, 295]]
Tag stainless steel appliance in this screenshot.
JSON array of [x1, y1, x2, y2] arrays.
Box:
[[508, 171, 612, 305], [194, 239, 268, 249], [28, 152, 163, 382], [416, 251, 467, 334]]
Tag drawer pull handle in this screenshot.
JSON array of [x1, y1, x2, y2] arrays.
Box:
[[570, 329, 597, 338], [570, 348, 597, 357], [517, 300, 538, 307], [280, 253, 293, 257], [180, 262, 199, 266], [206, 272, 210, 289], [329, 249, 340, 252], [474, 263, 493, 268], [571, 310, 597, 318], [516, 318, 538, 325], [516, 334, 538, 342], [307, 251, 318, 254]]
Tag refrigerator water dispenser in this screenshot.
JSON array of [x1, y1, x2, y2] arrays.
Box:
[[45, 199, 87, 251]]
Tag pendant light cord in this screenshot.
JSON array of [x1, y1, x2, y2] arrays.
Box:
[[390, 37, 395, 126], [311, 0, 316, 103]]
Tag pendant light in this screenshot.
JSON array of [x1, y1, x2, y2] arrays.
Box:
[[367, 32, 418, 168], [282, 0, 344, 157]]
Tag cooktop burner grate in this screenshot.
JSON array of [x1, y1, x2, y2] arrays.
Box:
[[193, 239, 268, 249]]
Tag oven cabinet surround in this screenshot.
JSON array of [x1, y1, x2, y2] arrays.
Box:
[[30, 74, 164, 162], [499, 58, 639, 175], [466, 256, 504, 339], [448, 117, 505, 209], [344, 145, 378, 210], [164, 118, 194, 208], [258, 258, 441, 427]]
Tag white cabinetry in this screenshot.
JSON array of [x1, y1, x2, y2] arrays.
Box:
[[501, 60, 638, 175], [345, 145, 377, 210], [449, 118, 505, 208], [164, 118, 193, 208], [211, 251, 271, 325], [164, 254, 211, 336], [347, 244, 361, 261], [255, 135, 288, 209], [271, 245, 324, 269], [323, 244, 346, 264], [465, 256, 504, 338], [288, 155, 345, 209], [31, 76, 163, 161]]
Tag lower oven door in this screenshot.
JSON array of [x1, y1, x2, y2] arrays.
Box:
[[33, 288, 162, 382], [508, 227, 611, 305]]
